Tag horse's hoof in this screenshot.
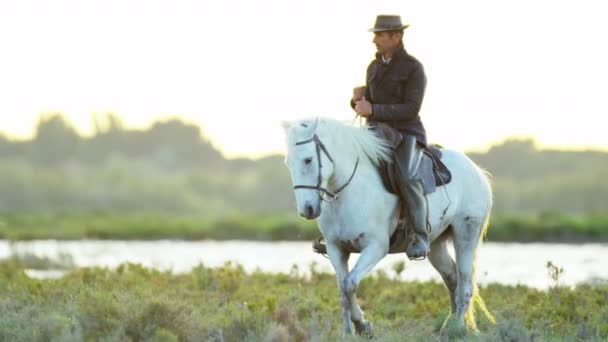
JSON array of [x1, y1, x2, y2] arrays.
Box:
[[343, 321, 353, 335], [440, 315, 466, 339], [354, 320, 373, 338]]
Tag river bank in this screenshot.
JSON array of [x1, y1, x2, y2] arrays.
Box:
[[2, 240, 607, 289], [1, 212, 607, 242]]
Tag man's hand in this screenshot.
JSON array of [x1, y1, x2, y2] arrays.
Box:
[[355, 97, 372, 117], [352, 86, 367, 103]]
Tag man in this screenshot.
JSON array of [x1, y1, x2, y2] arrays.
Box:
[[351, 14, 429, 259]]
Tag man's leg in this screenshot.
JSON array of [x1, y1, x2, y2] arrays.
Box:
[[394, 134, 429, 259]]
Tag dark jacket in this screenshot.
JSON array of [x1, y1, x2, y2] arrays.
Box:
[[351, 46, 427, 145]]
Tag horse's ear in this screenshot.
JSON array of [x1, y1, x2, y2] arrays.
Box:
[[310, 117, 320, 131]]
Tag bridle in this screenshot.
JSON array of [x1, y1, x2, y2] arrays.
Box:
[[292, 134, 359, 202]]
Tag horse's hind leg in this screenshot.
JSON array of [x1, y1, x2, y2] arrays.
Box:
[[452, 216, 484, 332], [428, 233, 457, 314]]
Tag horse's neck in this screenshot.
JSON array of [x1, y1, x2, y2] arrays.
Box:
[[329, 154, 382, 197], [321, 152, 396, 241], [318, 128, 386, 199]]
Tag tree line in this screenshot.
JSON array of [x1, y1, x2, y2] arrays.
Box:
[[0, 113, 223, 168], [0, 113, 606, 216]]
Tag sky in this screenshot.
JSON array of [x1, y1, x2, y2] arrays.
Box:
[[0, 0, 607, 158]]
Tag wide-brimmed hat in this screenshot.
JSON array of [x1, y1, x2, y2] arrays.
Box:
[[368, 15, 410, 32]]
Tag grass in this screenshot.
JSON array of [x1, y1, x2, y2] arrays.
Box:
[[0, 212, 318, 241], [1, 212, 608, 242], [1, 258, 607, 341]]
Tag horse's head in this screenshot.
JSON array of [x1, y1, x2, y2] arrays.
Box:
[[282, 118, 335, 220]]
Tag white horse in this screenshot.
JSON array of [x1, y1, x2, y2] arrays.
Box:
[[282, 117, 495, 336]]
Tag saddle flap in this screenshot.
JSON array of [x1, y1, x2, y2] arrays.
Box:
[[423, 145, 452, 188]]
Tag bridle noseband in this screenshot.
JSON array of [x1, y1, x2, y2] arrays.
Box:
[[293, 134, 359, 202]]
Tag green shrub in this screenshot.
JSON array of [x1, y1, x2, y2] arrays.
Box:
[[1, 260, 607, 340]]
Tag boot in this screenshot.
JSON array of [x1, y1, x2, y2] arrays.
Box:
[[394, 135, 429, 260]]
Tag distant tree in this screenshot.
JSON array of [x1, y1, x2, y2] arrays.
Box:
[[92, 112, 124, 134], [0, 133, 27, 159], [488, 138, 537, 155], [29, 113, 81, 164], [469, 138, 537, 178], [141, 118, 223, 168], [82, 113, 127, 163], [82, 116, 225, 168], [0, 133, 11, 157]]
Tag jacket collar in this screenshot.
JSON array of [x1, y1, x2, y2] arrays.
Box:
[[375, 44, 407, 64]]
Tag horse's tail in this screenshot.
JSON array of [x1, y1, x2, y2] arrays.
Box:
[[465, 170, 496, 329]]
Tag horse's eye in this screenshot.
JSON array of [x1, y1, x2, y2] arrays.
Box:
[[304, 157, 313, 165]]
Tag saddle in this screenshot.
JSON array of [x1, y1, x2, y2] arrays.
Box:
[[373, 123, 452, 195], [311, 123, 452, 255]]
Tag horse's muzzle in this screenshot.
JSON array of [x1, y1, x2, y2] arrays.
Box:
[[300, 202, 320, 220]]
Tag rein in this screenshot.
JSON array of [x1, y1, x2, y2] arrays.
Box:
[[293, 134, 359, 202]]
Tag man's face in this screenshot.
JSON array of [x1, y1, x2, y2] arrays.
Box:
[[373, 31, 401, 55]]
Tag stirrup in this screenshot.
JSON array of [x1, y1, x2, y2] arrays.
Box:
[[408, 252, 428, 261], [407, 247, 429, 260], [312, 236, 327, 254], [406, 236, 429, 260]]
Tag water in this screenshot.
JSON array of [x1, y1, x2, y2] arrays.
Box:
[[1, 240, 606, 289]]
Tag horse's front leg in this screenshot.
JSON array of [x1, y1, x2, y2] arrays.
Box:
[[343, 241, 388, 337], [325, 243, 352, 335]]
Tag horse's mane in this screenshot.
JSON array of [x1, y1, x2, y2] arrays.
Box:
[[315, 118, 392, 166]]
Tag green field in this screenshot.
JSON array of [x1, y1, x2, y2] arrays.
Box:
[[1, 212, 608, 242], [0, 257, 606, 341]]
